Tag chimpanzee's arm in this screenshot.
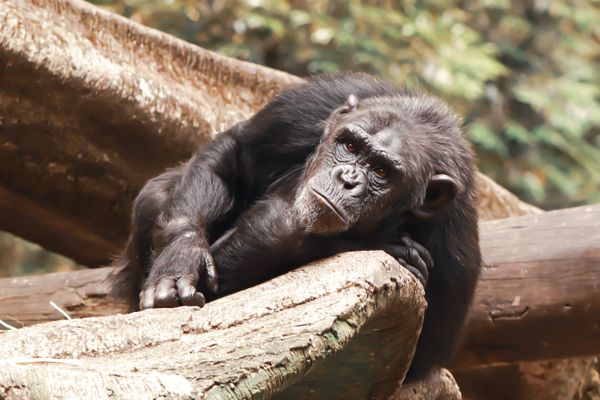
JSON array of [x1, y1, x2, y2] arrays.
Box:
[[139, 131, 240, 309], [209, 196, 305, 295], [209, 196, 434, 297], [405, 208, 481, 381]]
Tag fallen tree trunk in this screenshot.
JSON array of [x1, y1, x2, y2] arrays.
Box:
[[0, 0, 537, 267], [2, 204, 598, 369], [0, 252, 456, 399], [453, 203, 600, 368]]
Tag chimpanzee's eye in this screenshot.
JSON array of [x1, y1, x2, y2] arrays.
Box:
[[345, 141, 357, 154], [373, 166, 389, 178]]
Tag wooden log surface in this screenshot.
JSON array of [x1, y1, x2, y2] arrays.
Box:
[[453, 203, 600, 369], [0, 266, 129, 328], [0, 252, 431, 400], [0, 0, 537, 267], [2, 204, 598, 370]]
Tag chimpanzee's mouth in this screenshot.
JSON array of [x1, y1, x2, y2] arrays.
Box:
[[310, 187, 348, 224]]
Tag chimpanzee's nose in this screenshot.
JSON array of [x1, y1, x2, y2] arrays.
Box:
[[332, 165, 366, 197]]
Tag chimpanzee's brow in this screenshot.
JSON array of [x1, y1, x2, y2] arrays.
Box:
[[344, 126, 402, 168]]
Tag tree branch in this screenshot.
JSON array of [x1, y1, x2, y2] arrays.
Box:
[[0, 252, 429, 399], [0, 0, 299, 265]]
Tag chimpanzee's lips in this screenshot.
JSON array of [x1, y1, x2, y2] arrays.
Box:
[[310, 187, 348, 224]]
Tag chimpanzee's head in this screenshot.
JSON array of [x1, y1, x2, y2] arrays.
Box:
[[293, 93, 473, 235]]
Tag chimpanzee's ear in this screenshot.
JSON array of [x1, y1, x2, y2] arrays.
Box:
[[339, 94, 359, 114], [413, 174, 458, 219]]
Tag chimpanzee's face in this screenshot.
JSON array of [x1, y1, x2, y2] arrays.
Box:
[[293, 95, 458, 235]]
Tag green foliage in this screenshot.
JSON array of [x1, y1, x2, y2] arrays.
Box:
[[0, 232, 79, 277], [90, 0, 600, 208]]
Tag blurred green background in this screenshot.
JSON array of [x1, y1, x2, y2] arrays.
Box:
[[1, 0, 599, 276]]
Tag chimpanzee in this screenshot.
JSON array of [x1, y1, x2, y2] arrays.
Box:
[[118, 73, 481, 381]]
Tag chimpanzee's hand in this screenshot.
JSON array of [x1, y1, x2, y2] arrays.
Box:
[[381, 236, 434, 287], [139, 243, 218, 310]]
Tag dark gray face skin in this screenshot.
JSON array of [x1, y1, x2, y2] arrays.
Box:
[[295, 130, 405, 234], [293, 94, 460, 235], [293, 98, 412, 235]]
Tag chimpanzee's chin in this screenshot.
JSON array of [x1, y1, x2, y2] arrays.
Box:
[[292, 187, 349, 234], [306, 220, 348, 235]]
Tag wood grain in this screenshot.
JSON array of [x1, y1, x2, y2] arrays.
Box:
[[453, 204, 600, 368]]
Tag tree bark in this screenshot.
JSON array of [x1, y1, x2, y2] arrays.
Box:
[[474, 173, 542, 220], [453, 203, 600, 368], [392, 368, 462, 400], [451, 202, 600, 400], [0, 266, 129, 327], [518, 358, 597, 400], [0, 252, 434, 399]]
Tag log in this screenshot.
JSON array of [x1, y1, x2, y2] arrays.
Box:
[[453, 203, 600, 369], [0, 0, 535, 267], [453, 357, 597, 400], [0, 252, 433, 399], [0, 266, 129, 328], [474, 173, 542, 221], [2, 204, 598, 369], [451, 196, 597, 400]]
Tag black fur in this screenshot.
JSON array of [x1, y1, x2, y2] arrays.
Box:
[[117, 73, 481, 381]]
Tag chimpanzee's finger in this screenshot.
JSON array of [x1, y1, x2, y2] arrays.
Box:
[[139, 286, 156, 310], [153, 277, 179, 308], [400, 236, 434, 269], [177, 277, 206, 307], [204, 253, 219, 294], [402, 263, 427, 287]]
